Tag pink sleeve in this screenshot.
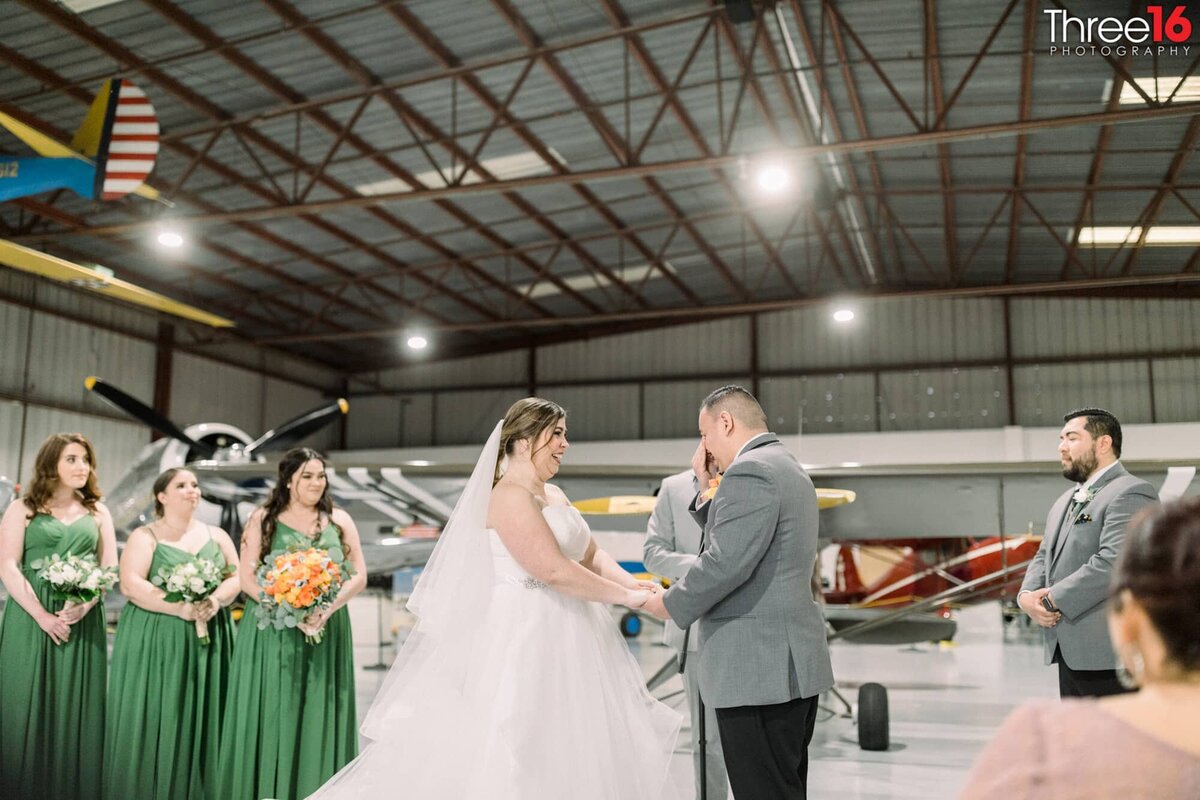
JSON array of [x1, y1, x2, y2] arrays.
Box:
[[959, 703, 1048, 800]]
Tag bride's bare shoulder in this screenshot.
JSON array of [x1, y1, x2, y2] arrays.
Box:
[[490, 482, 538, 511]]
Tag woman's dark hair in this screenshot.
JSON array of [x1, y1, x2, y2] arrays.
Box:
[[256, 447, 345, 562], [23, 433, 102, 519], [494, 397, 567, 486], [1111, 496, 1200, 671], [152, 468, 194, 518]]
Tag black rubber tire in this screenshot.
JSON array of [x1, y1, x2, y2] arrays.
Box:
[[857, 682, 890, 751]]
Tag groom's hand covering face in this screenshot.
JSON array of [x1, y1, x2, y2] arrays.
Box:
[[697, 408, 732, 472], [692, 439, 718, 485]]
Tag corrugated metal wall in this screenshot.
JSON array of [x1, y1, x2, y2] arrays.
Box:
[[26, 313, 156, 408], [346, 296, 1200, 445], [538, 318, 751, 382], [541, 384, 641, 441], [759, 374, 877, 434], [1152, 358, 1200, 423], [643, 377, 753, 439], [0, 283, 344, 486], [434, 389, 515, 445], [1011, 298, 1200, 359], [1012, 360, 1154, 426], [171, 352, 265, 437], [0, 400, 24, 481], [879, 367, 1009, 430], [345, 394, 436, 449], [758, 297, 1006, 370]]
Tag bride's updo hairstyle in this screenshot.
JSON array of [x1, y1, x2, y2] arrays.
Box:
[[494, 397, 566, 486]]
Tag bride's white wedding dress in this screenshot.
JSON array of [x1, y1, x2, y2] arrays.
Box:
[[308, 502, 682, 799]]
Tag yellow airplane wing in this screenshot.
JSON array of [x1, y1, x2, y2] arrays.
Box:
[[573, 489, 856, 515], [572, 496, 659, 515], [0, 239, 233, 328], [817, 488, 857, 509], [0, 109, 84, 159]]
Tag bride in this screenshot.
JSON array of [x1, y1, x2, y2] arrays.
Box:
[[308, 398, 682, 798]]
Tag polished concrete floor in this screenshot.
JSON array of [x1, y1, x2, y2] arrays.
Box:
[[344, 593, 1058, 800], [0, 588, 1053, 799]]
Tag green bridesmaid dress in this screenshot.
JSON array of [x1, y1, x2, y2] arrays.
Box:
[[0, 513, 107, 800], [218, 522, 357, 800], [103, 531, 234, 800]]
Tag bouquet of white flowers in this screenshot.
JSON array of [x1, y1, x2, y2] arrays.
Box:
[[29, 552, 118, 616], [151, 558, 234, 644]]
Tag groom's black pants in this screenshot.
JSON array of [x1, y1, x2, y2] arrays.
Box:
[[715, 694, 819, 800]]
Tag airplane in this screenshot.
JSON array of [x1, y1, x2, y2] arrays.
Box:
[[85, 377, 451, 577], [0, 79, 231, 327]]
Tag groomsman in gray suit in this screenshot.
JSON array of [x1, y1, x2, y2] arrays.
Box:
[[1018, 407, 1157, 697], [643, 470, 728, 800], [643, 385, 834, 800]]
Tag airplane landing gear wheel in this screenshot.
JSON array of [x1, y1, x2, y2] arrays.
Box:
[[619, 611, 642, 638], [857, 682, 889, 751]]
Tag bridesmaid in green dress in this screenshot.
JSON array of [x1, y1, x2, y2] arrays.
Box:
[[218, 447, 367, 800], [0, 433, 117, 800], [104, 467, 240, 800]]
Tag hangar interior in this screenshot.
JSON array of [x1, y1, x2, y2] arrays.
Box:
[[1, 0, 1198, 798]]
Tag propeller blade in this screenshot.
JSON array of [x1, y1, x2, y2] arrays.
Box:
[[84, 376, 215, 457], [244, 398, 349, 457]]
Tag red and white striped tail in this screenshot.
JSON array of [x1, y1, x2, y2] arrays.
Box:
[[101, 79, 159, 200]]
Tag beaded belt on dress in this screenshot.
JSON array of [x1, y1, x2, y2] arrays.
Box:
[[503, 574, 547, 590]]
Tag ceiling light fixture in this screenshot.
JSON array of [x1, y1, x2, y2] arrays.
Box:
[[1107, 76, 1200, 105], [1077, 226, 1200, 246], [756, 163, 792, 195], [156, 230, 184, 248], [406, 335, 428, 350], [832, 308, 855, 323]]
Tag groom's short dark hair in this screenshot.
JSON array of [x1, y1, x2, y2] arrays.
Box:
[[1064, 407, 1122, 457], [702, 385, 768, 430]]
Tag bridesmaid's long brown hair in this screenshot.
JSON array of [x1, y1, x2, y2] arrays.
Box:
[[22, 433, 103, 519], [254, 448, 346, 562]]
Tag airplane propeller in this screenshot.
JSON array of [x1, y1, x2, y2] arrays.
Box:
[[85, 376, 348, 460], [86, 376, 215, 458], [243, 398, 350, 457]]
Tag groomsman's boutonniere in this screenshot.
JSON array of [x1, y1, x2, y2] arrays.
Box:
[[701, 474, 723, 501], [1072, 486, 1096, 506]]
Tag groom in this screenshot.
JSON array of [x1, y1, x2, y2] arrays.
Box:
[[643, 385, 834, 800]]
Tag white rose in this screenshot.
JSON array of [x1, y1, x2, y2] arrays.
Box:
[[188, 577, 207, 594], [61, 565, 80, 584], [166, 575, 186, 593], [81, 573, 100, 591], [1073, 487, 1090, 503], [181, 563, 198, 577]]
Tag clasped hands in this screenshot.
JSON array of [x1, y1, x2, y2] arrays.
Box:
[[39, 597, 98, 645], [626, 579, 671, 621], [178, 596, 221, 623], [297, 607, 332, 638]]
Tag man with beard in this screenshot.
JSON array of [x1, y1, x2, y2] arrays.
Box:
[[1018, 408, 1157, 697]]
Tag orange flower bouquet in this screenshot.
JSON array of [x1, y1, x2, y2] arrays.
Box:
[[253, 545, 349, 644]]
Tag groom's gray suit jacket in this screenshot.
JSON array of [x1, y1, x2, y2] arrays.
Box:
[[1020, 462, 1156, 670], [662, 434, 834, 709]]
